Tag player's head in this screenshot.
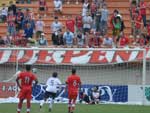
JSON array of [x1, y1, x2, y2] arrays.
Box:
[[72, 68, 76, 74], [26, 65, 31, 71], [52, 72, 58, 78]]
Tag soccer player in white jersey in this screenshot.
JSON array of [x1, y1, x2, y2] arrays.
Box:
[[40, 72, 61, 112]]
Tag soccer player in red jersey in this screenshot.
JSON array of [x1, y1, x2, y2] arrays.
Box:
[[66, 68, 81, 113], [16, 65, 38, 113]]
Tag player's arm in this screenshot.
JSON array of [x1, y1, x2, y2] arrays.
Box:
[[65, 81, 68, 93], [16, 77, 21, 89]]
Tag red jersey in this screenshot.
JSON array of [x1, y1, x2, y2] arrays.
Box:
[[7, 15, 16, 27], [135, 15, 142, 29], [76, 15, 83, 29], [66, 19, 75, 33], [147, 24, 150, 36], [39, 0, 46, 7], [119, 36, 129, 47], [140, 2, 146, 16], [18, 71, 37, 89], [91, 3, 97, 14], [66, 74, 81, 94]]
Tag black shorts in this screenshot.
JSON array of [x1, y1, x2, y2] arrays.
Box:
[[39, 7, 45, 11], [44, 91, 56, 99]]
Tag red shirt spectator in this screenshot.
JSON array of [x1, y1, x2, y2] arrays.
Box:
[[139, 1, 146, 16], [119, 35, 129, 47], [7, 14, 16, 26], [135, 14, 142, 29], [76, 15, 83, 31], [147, 24, 150, 36], [66, 16, 75, 33]]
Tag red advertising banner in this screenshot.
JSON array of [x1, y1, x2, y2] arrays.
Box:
[[0, 82, 16, 98], [0, 48, 149, 64]]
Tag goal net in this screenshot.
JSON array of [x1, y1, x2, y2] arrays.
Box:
[[0, 48, 149, 105]]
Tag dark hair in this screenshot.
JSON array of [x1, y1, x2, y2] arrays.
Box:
[[26, 65, 31, 71], [52, 72, 58, 78], [72, 68, 76, 74], [54, 16, 58, 19]]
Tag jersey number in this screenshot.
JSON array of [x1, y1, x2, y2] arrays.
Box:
[[73, 80, 77, 86], [25, 77, 30, 84]]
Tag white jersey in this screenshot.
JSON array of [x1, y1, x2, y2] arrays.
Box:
[[46, 77, 61, 93]]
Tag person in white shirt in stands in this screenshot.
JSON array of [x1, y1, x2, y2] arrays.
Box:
[[82, 0, 90, 17], [0, 3, 8, 22], [51, 16, 63, 45], [35, 16, 45, 39], [54, 0, 62, 13], [82, 12, 93, 33], [40, 72, 62, 112], [102, 34, 114, 48]]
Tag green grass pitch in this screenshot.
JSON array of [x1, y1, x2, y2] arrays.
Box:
[[0, 103, 150, 113]]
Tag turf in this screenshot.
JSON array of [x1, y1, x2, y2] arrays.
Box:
[[0, 103, 150, 113]]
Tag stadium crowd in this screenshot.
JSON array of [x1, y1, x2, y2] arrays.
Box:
[[0, 0, 150, 48]]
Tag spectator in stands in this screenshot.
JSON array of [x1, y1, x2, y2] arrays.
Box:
[[102, 34, 113, 48], [95, 5, 102, 32], [67, 0, 79, 4], [38, 33, 48, 46], [54, 0, 62, 14], [24, 23, 34, 39], [88, 32, 102, 48], [52, 29, 64, 46], [16, 8, 24, 31], [82, 12, 93, 33], [90, 0, 97, 19], [2, 32, 12, 46], [100, 4, 109, 35], [66, 16, 75, 33], [110, 9, 119, 36], [7, 10, 16, 36], [63, 28, 75, 47], [76, 30, 85, 47], [82, 0, 90, 17], [146, 21, 150, 43], [118, 32, 129, 48], [133, 34, 147, 47], [35, 16, 45, 39], [24, 8, 34, 20], [51, 16, 63, 44], [38, 0, 47, 17], [20, 0, 31, 4], [113, 16, 121, 38], [75, 12, 83, 32], [8, 1, 16, 15], [133, 10, 142, 37], [0, 3, 8, 22], [139, 0, 146, 28]]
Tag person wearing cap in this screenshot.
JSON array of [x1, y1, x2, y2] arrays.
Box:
[[40, 72, 62, 112], [38, 33, 48, 46]]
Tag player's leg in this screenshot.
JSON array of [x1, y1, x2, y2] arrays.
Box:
[[26, 99, 31, 113], [68, 99, 72, 113], [17, 98, 24, 113], [70, 95, 77, 113], [40, 91, 49, 109], [48, 92, 56, 112], [26, 89, 32, 113]]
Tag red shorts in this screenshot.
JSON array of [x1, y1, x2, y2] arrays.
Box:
[[68, 92, 78, 100], [18, 87, 32, 100]]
